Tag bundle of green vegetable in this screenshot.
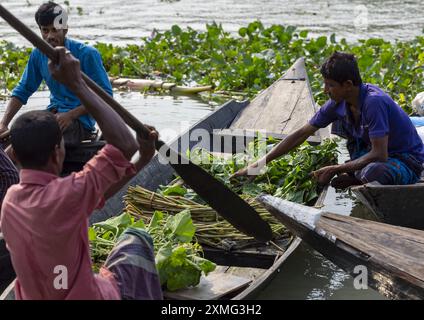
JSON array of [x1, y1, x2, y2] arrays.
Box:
[[124, 185, 289, 249], [188, 137, 339, 204], [89, 210, 216, 291], [123, 137, 338, 250]]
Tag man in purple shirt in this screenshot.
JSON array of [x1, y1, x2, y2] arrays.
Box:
[[234, 52, 424, 188]]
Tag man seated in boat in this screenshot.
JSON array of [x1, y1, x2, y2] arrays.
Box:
[[0, 1, 112, 148], [0, 48, 162, 300], [233, 52, 424, 188]]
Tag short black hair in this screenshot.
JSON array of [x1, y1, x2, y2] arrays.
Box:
[[320, 52, 363, 86], [35, 1, 64, 27], [11, 111, 62, 168]]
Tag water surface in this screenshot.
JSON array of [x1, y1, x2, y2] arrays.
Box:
[[0, 0, 423, 46]]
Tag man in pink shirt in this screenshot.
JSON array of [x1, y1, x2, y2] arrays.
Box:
[[0, 48, 162, 299]]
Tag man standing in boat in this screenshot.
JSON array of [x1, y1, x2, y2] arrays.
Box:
[[233, 52, 424, 188], [0, 2, 112, 147], [0, 47, 162, 300]]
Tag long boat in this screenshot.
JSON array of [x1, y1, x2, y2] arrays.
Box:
[[1, 58, 329, 300], [351, 176, 424, 230], [258, 194, 424, 300]]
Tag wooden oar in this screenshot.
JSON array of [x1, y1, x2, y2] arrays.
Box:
[[0, 4, 273, 242]]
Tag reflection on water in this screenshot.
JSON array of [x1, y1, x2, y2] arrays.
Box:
[[0, 90, 215, 142], [256, 242, 386, 300]]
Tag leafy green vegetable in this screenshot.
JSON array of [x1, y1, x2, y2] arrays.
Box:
[[186, 137, 339, 204], [89, 210, 216, 291]]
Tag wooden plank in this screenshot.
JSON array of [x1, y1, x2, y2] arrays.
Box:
[[164, 271, 251, 300], [316, 213, 424, 286], [231, 80, 308, 134], [281, 82, 316, 134], [258, 195, 424, 299], [281, 58, 308, 80]]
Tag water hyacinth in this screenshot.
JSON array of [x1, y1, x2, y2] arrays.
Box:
[[1, 22, 423, 111]]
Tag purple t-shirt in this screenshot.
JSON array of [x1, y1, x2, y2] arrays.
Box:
[[309, 83, 424, 163]]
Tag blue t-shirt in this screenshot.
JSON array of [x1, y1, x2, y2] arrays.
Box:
[[12, 38, 113, 131], [309, 83, 424, 163]]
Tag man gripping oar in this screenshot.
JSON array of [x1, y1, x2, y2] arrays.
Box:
[[0, 47, 162, 300]]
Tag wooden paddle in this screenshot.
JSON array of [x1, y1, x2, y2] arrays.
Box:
[[0, 4, 273, 242]]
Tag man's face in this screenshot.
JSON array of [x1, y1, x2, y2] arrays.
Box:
[[323, 78, 350, 103], [39, 24, 67, 47]]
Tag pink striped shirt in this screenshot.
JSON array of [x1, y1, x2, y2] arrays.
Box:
[[0, 144, 135, 300]]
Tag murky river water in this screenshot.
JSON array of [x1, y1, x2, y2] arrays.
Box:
[[1, 0, 423, 45], [1, 0, 415, 299]]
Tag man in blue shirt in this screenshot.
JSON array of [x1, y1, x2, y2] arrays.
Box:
[[233, 52, 424, 188], [0, 2, 113, 148]]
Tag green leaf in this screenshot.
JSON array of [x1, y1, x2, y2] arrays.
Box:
[[171, 25, 182, 35], [88, 227, 97, 241], [93, 212, 132, 236], [165, 210, 196, 243], [132, 219, 146, 229], [242, 183, 263, 196], [239, 27, 247, 37], [316, 36, 327, 49], [299, 30, 308, 38], [149, 211, 164, 229], [162, 185, 187, 196], [192, 255, 216, 275]]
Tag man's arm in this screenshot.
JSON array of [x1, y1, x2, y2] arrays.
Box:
[[233, 123, 318, 177], [337, 136, 388, 172], [103, 130, 158, 200], [312, 136, 388, 184], [313, 97, 391, 184], [264, 124, 319, 163], [49, 48, 138, 160]]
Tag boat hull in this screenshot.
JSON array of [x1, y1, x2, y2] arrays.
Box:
[[352, 182, 424, 229]]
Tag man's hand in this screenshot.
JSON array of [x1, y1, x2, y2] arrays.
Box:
[[231, 165, 252, 179], [230, 161, 261, 180], [135, 126, 158, 170], [311, 165, 339, 185], [55, 112, 75, 131], [0, 123, 9, 142], [0, 123, 8, 135], [48, 47, 84, 91]]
